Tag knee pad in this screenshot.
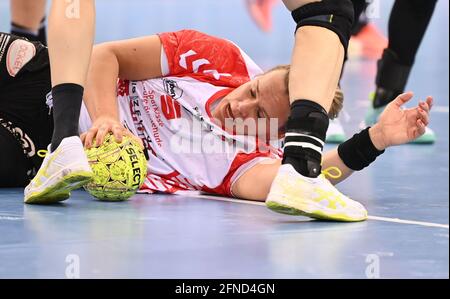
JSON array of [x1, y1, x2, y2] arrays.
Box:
[[292, 0, 355, 52]]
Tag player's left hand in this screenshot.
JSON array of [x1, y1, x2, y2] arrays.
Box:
[[371, 92, 433, 150]]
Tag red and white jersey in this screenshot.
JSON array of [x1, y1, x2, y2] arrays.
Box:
[[80, 30, 281, 196]]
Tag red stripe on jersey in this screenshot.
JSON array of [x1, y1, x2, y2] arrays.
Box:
[[201, 151, 272, 197], [205, 88, 233, 118]]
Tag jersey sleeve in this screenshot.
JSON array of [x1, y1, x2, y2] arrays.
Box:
[[201, 143, 283, 198], [158, 30, 263, 88]]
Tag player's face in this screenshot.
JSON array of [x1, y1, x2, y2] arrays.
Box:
[[212, 69, 291, 138]]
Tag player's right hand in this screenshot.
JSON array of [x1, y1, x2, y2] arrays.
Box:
[[81, 116, 130, 149]]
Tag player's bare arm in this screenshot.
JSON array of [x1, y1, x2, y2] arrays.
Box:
[[82, 35, 163, 148], [233, 92, 433, 201]]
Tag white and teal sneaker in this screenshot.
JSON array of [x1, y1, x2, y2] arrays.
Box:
[[266, 164, 368, 222], [24, 136, 93, 204], [409, 127, 436, 144], [326, 118, 346, 144]]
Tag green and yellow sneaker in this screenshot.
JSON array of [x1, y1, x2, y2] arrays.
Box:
[[266, 164, 368, 222], [24, 136, 93, 204]]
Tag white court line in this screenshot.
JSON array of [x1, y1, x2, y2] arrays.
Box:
[[433, 106, 449, 113], [355, 103, 449, 114], [195, 194, 449, 229], [367, 216, 449, 229]]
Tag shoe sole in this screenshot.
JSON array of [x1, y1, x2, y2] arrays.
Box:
[[266, 200, 367, 222], [409, 134, 436, 144], [24, 171, 93, 204]]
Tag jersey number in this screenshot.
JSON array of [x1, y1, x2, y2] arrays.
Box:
[[160, 95, 182, 120]]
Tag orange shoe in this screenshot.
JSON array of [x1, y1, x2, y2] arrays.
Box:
[[245, 0, 278, 33], [349, 23, 388, 60]]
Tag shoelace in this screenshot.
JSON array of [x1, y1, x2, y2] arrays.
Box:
[[37, 150, 48, 158], [321, 166, 342, 180]]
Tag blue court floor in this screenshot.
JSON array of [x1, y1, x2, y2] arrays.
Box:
[[0, 0, 448, 278]]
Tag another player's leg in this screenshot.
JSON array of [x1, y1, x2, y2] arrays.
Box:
[[266, 0, 368, 221], [245, 0, 278, 32], [365, 0, 438, 144], [327, 0, 386, 144], [24, 0, 95, 204], [348, 0, 387, 60], [10, 0, 47, 45], [326, 0, 370, 144]]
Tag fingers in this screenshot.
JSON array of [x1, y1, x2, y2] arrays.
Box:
[[419, 96, 434, 113], [124, 130, 144, 150], [417, 96, 434, 127], [84, 127, 98, 149], [419, 101, 429, 113], [112, 125, 125, 144], [95, 125, 109, 147], [80, 133, 87, 144], [393, 92, 414, 108], [415, 119, 426, 138], [418, 107, 430, 126], [86, 124, 121, 148], [95, 124, 124, 146], [83, 117, 129, 148], [426, 96, 434, 111]]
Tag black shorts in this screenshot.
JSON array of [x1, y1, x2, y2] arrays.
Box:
[[0, 33, 53, 187]]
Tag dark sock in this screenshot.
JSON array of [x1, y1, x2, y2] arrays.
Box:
[[50, 83, 84, 152], [282, 100, 329, 178], [11, 22, 39, 41], [374, 0, 437, 108], [373, 49, 412, 108], [38, 17, 47, 46]]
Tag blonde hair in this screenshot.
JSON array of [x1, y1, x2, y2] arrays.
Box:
[[264, 65, 344, 120]]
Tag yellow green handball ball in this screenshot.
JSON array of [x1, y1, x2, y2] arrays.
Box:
[[84, 134, 147, 201]]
